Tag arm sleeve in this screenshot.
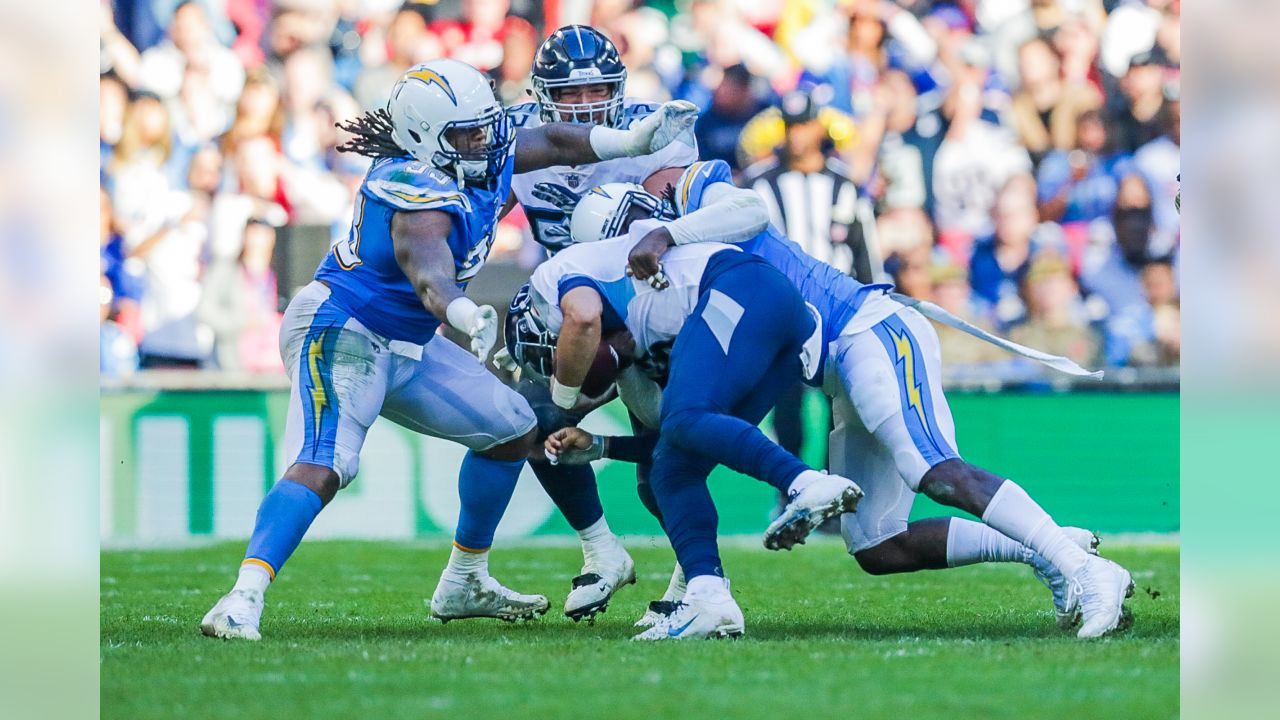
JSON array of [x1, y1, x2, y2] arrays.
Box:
[[666, 159, 770, 245], [604, 434, 660, 464]]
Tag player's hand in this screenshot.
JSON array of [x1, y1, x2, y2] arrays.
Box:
[[531, 183, 582, 215], [632, 100, 699, 155], [545, 428, 604, 466], [467, 305, 499, 361], [626, 226, 674, 289]]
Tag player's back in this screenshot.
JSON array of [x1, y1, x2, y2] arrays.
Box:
[[673, 160, 892, 343], [507, 99, 698, 253], [315, 154, 513, 344]]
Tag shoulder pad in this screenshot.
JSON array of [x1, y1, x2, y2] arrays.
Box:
[[506, 102, 542, 127], [363, 159, 471, 212]]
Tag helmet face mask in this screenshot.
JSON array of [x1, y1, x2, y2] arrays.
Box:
[[532, 25, 628, 128], [505, 284, 558, 381], [434, 106, 514, 184]]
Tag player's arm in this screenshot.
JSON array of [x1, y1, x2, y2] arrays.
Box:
[[391, 210, 498, 360], [513, 100, 699, 174], [628, 180, 771, 283], [549, 286, 603, 409], [545, 427, 658, 465]]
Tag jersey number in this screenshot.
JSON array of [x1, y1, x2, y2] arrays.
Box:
[[334, 195, 367, 270]]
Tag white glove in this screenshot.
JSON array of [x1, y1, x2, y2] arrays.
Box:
[[446, 297, 499, 361], [589, 100, 699, 160], [492, 346, 520, 374]]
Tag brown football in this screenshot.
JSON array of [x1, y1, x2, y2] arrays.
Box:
[[581, 342, 621, 398]]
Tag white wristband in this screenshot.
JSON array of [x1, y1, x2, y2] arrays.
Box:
[[445, 296, 479, 334], [589, 125, 636, 161], [550, 377, 582, 410]]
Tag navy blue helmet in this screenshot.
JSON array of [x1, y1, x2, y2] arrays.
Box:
[[531, 25, 627, 127], [505, 283, 557, 380]]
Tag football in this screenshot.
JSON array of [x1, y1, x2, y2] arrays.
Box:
[[581, 341, 621, 398]]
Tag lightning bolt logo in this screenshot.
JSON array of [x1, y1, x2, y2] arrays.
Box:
[[404, 68, 457, 105], [306, 332, 330, 448], [890, 327, 931, 439], [587, 186, 613, 199]]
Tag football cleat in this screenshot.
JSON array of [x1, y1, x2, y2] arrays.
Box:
[[200, 589, 264, 641], [430, 572, 549, 623], [564, 544, 637, 624], [632, 595, 745, 641], [764, 470, 863, 551], [634, 599, 681, 628], [1068, 556, 1136, 639], [1028, 527, 1100, 628]]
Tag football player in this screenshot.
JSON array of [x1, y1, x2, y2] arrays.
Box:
[[597, 160, 1135, 639], [508, 183, 864, 639], [493, 25, 701, 623], [199, 59, 697, 641]]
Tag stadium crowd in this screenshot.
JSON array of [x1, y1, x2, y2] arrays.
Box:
[[99, 0, 1180, 377]]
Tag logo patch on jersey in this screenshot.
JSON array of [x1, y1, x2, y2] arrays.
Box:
[[565, 173, 584, 190], [404, 68, 457, 106]]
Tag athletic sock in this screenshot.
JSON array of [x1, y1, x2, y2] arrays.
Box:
[[981, 480, 1088, 578], [530, 459, 605, 532], [242, 479, 325, 578], [232, 562, 272, 595], [578, 516, 620, 560], [944, 518, 1032, 567], [445, 544, 489, 579], [661, 563, 687, 602], [454, 452, 524, 552]]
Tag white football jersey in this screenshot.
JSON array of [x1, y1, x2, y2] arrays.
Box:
[[508, 99, 699, 253], [527, 218, 737, 371]]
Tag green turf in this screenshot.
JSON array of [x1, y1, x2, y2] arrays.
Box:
[[101, 538, 1179, 720]]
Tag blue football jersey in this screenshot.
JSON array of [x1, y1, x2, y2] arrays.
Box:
[[314, 154, 515, 344], [672, 159, 892, 345]]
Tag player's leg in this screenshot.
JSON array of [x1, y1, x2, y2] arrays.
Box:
[[379, 337, 549, 622], [630, 413, 688, 628], [202, 291, 387, 640], [632, 438, 743, 641], [512, 378, 631, 622], [844, 308, 1132, 637], [659, 261, 861, 550]]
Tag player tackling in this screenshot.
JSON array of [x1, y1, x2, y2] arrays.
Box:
[[200, 58, 697, 641]]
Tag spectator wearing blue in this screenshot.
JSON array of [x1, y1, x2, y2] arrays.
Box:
[[692, 64, 767, 173], [1036, 109, 1133, 255]]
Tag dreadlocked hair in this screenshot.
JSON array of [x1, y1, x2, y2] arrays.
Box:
[[336, 109, 407, 159]]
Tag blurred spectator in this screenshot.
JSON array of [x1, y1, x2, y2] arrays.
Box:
[[100, 72, 130, 170], [433, 0, 516, 72], [1010, 36, 1101, 165], [737, 91, 859, 177], [220, 67, 285, 157], [692, 64, 767, 172], [199, 219, 285, 372], [873, 70, 940, 214], [489, 16, 537, 105], [1106, 48, 1174, 154], [100, 187, 144, 342], [138, 1, 245, 127], [211, 136, 289, 260], [101, 276, 140, 379], [354, 3, 441, 111], [930, 81, 1031, 256], [1133, 88, 1179, 257], [1140, 259, 1180, 366], [109, 92, 187, 233], [887, 242, 934, 301], [1036, 108, 1132, 262], [931, 260, 1007, 367], [970, 174, 1050, 327], [743, 90, 881, 281], [1009, 253, 1100, 368]]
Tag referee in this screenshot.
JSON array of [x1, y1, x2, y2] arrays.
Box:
[[741, 90, 883, 502]]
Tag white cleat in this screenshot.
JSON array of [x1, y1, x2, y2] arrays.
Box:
[[764, 470, 863, 551], [632, 594, 745, 641], [430, 572, 549, 623], [564, 544, 637, 624], [634, 600, 682, 628], [1028, 527, 1100, 628], [200, 589, 264, 641], [1068, 556, 1136, 639]]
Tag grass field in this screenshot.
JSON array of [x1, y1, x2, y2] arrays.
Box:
[[101, 537, 1179, 720]]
